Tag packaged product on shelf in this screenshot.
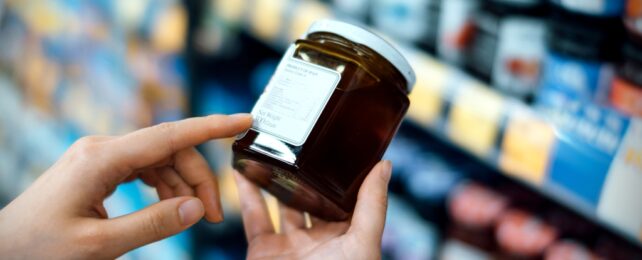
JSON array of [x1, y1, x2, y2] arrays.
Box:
[[405, 156, 462, 204], [423, 0, 443, 52], [550, 0, 626, 17], [447, 79, 505, 158], [545, 240, 596, 260], [447, 181, 507, 250], [610, 39, 642, 117], [595, 118, 642, 245], [499, 104, 557, 184], [113, 1, 152, 31], [534, 7, 632, 209], [371, 0, 442, 52], [463, 0, 546, 86], [248, 0, 287, 42], [212, 0, 248, 25], [400, 152, 464, 223], [233, 19, 415, 220], [448, 182, 508, 229], [495, 209, 558, 258], [382, 196, 439, 260], [148, 2, 187, 54], [537, 6, 624, 104], [331, 0, 371, 22], [538, 97, 631, 207], [628, 0, 642, 33], [287, 1, 332, 42], [491, 15, 546, 99], [436, 0, 478, 65]]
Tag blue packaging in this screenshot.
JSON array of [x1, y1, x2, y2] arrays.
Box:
[[551, 0, 626, 17], [538, 4, 623, 105], [537, 86, 630, 208], [538, 52, 613, 103]]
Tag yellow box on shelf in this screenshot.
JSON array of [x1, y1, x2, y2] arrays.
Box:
[[248, 0, 288, 41], [288, 1, 332, 42], [447, 80, 504, 157], [214, 0, 248, 24], [151, 3, 187, 53], [406, 54, 449, 126], [14, 1, 66, 35], [499, 104, 556, 184]]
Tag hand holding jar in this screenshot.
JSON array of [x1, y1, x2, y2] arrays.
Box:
[[236, 160, 392, 259]]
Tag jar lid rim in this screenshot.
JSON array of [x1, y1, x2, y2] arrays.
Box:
[[305, 19, 416, 90]]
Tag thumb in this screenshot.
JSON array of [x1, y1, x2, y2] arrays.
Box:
[[348, 160, 392, 241], [103, 197, 204, 255]]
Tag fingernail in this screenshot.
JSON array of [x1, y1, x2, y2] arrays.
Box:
[[381, 160, 392, 183], [178, 198, 204, 226], [214, 210, 224, 223]]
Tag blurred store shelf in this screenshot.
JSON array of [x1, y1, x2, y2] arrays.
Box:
[[0, 1, 191, 259]]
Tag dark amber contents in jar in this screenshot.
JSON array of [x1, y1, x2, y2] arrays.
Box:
[[232, 20, 415, 220]]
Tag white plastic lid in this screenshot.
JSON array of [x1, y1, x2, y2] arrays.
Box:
[[304, 19, 416, 90]]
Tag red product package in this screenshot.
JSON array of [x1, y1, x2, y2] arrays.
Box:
[[496, 209, 558, 257], [448, 182, 509, 229]]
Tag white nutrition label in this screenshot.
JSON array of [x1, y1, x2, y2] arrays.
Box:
[[251, 54, 341, 146]]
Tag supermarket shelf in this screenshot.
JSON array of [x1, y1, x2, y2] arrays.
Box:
[[403, 52, 642, 247], [210, 0, 642, 246], [0, 75, 69, 200], [0, 2, 193, 258], [409, 58, 642, 248]]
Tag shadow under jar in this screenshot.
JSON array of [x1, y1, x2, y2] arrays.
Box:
[[233, 20, 415, 221]]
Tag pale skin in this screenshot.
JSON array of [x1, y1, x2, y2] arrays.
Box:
[[0, 113, 392, 259]]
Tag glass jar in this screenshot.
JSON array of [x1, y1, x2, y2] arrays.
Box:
[[232, 20, 415, 220]]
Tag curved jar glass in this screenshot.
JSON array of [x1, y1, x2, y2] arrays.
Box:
[[233, 20, 414, 220]]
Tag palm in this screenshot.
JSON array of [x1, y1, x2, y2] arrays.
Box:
[[246, 222, 353, 259], [234, 161, 391, 260]]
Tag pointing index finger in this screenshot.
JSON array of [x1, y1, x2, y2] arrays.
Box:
[[111, 113, 251, 171]]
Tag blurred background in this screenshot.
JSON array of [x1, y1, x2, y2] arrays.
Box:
[[0, 0, 641, 259]]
